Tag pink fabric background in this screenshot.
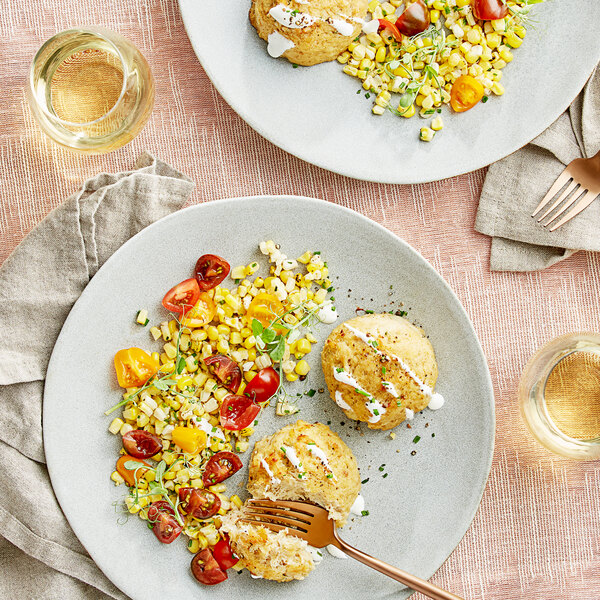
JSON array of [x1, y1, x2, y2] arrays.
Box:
[[1, 1, 600, 598]]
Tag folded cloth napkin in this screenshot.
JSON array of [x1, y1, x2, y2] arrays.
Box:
[[475, 66, 600, 271], [0, 153, 194, 600]]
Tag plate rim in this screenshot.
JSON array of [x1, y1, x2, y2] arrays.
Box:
[[177, 0, 600, 184], [43, 194, 496, 598]]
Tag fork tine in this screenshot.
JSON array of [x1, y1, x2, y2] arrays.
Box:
[[244, 508, 312, 525], [549, 190, 599, 231], [246, 499, 320, 516], [241, 513, 311, 530], [239, 518, 309, 539], [532, 169, 572, 217], [536, 180, 578, 222], [544, 187, 587, 226]]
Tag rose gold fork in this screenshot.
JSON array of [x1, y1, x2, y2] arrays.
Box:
[[241, 499, 464, 600], [531, 149, 600, 231]]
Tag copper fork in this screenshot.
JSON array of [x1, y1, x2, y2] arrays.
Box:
[[532, 149, 600, 231], [241, 499, 463, 600]]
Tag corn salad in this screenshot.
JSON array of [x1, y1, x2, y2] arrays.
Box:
[[107, 242, 334, 556], [338, 0, 538, 140]]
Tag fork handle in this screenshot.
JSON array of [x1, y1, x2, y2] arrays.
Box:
[[331, 535, 464, 600]]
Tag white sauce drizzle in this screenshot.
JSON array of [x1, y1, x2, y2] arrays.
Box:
[[405, 408, 415, 420], [281, 445, 306, 479], [192, 417, 226, 441], [306, 443, 337, 479], [269, 4, 316, 28], [329, 18, 354, 36], [344, 324, 445, 410], [267, 31, 295, 57], [333, 367, 387, 423], [382, 380, 399, 398], [260, 458, 281, 485], [365, 399, 386, 423], [308, 546, 324, 564], [327, 544, 349, 559], [350, 494, 365, 515], [334, 390, 352, 411], [317, 302, 338, 324], [362, 19, 380, 34]]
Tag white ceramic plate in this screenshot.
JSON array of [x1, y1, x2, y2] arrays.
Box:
[[178, 1, 600, 184], [44, 196, 494, 600]]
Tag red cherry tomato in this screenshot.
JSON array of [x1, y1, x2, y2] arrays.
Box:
[[122, 430, 162, 459], [219, 395, 261, 431], [162, 278, 200, 314], [191, 549, 228, 585], [202, 451, 243, 486], [213, 534, 239, 570], [178, 487, 221, 519], [204, 355, 242, 393], [194, 254, 231, 291], [244, 366, 280, 404], [378, 19, 402, 43], [395, 0, 430, 36], [147, 501, 183, 544], [471, 0, 508, 20]]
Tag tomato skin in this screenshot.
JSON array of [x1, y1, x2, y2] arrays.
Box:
[[471, 0, 508, 20], [147, 501, 183, 544], [450, 75, 485, 112], [191, 549, 228, 585], [194, 255, 231, 292], [180, 292, 216, 328], [378, 19, 402, 43], [204, 355, 242, 393], [162, 278, 200, 314], [114, 348, 159, 388], [213, 534, 239, 570], [244, 367, 280, 404], [245, 292, 285, 330], [220, 395, 261, 431], [122, 430, 162, 459], [172, 426, 207, 455], [202, 451, 243, 487], [116, 455, 150, 486], [178, 487, 221, 519], [395, 0, 430, 36]]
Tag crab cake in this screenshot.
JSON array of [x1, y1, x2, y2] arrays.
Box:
[[247, 420, 360, 526], [250, 0, 368, 66], [322, 313, 444, 431], [220, 510, 315, 581]]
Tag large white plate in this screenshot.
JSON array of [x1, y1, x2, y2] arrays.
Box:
[[178, 1, 599, 184], [44, 196, 494, 600]]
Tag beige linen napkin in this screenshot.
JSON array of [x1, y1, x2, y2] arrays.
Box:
[[475, 66, 600, 271], [0, 153, 194, 600]]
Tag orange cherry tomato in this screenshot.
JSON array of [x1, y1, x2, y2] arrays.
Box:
[[116, 454, 151, 486], [180, 292, 216, 328], [245, 292, 285, 330], [162, 278, 200, 314], [114, 348, 159, 388], [450, 75, 485, 112], [172, 426, 207, 455], [378, 19, 402, 43]]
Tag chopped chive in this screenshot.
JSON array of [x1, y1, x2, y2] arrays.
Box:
[[361, 510, 370, 516], [413, 435, 421, 444], [361, 478, 369, 484], [382, 473, 388, 478], [306, 389, 316, 397]]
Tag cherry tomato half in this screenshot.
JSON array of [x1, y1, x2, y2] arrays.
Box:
[[219, 395, 261, 432], [122, 430, 162, 459], [244, 366, 280, 404], [204, 355, 242, 393], [180, 292, 216, 328], [178, 487, 221, 519], [162, 278, 200, 314], [378, 19, 402, 43], [195, 254, 231, 292], [245, 292, 285, 330], [116, 455, 150, 487], [450, 75, 485, 112], [147, 501, 183, 544], [202, 451, 243, 487], [191, 549, 228, 585], [471, 0, 508, 20], [213, 534, 239, 570], [114, 348, 159, 388], [395, 0, 430, 36]]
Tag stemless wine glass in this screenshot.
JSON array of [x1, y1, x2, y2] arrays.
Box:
[[519, 332, 600, 460], [27, 27, 154, 153]]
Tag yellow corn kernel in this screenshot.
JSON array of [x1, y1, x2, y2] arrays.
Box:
[[245, 370, 257, 382], [372, 104, 385, 115], [230, 332, 243, 345], [163, 342, 177, 359], [176, 376, 194, 391], [400, 104, 415, 118], [431, 116, 444, 131], [491, 81, 505, 95], [207, 326, 219, 341], [208, 483, 227, 494], [239, 426, 254, 437], [486, 32, 501, 49], [244, 336, 256, 349], [122, 406, 139, 421], [419, 127, 435, 142], [296, 339, 312, 354], [150, 326, 161, 341], [504, 32, 522, 48], [429, 8, 440, 23], [513, 25, 526, 38], [375, 46, 386, 63], [230, 265, 246, 280], [286, 372, 299, 382], [337, 51, 351, 64], [187, 538, 200, 554], [137, 413, 150, 428], [230, 494, 243, 509], [111, 470, 125, 485], [499, 48, 513, 62], [216, 339, 229, 354], [456, 0, 470, 6], [168, 320, 178, 335], [193, 371, 208, 387], [247, 348, 257, 361], [351, 45, 366, 61], [295, 360, 310, 376], [108, 418, 124, 435], [367, 0, 378, 11], [432, 0, 444, 10]]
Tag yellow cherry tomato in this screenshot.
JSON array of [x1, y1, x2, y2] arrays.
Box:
[[245, 292, 285, 330], [450, 75, 485, 112], [180, 292, 216, 328], [172, 426, 207, 455], [114, 348, 159, 388]]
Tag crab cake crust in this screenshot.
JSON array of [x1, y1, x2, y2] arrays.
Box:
[[250, 0, 368, 66], [247, 420, 360, 526], [322, 313, 439, 430]]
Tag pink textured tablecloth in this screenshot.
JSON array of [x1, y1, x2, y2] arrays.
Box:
[[1, 2, 600, 599]]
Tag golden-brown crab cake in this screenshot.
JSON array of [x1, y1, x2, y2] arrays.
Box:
[[250, 0, 368, 66], [220, 509, 314, 581], [321, 313, 444, 431], [247, 420, 360, 526]]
